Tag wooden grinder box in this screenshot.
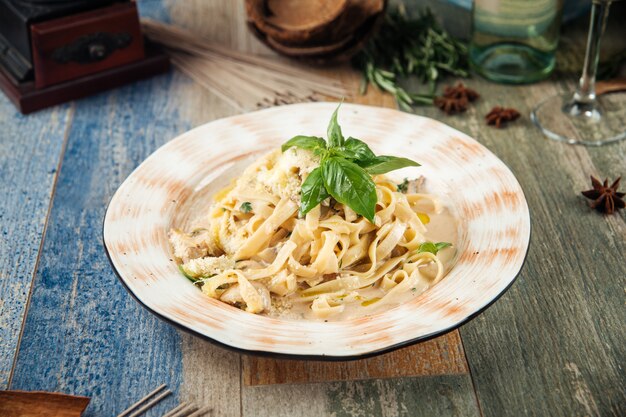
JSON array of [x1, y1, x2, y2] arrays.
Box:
[[0, 0, 169, 114]]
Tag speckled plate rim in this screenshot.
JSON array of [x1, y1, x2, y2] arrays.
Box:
[[103, 102, 531, 360]]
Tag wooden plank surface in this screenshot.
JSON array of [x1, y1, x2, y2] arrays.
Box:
[[243, 331, 468, 386], [459, 87, 626, 416], [7, 5, 187, 417], [8, 72, 190, 416], [0, 100, 71, 388], [7, 2, 251, 416], [243, 375, 480, 417], [399, 9, 626, 417]]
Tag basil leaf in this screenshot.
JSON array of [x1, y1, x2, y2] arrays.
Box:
[[282, 135, 326, 152], [417, 241, 452, 255], [360, 155, 420, 175], [327, 104, 345, 147], [417, 242, 437, 254], [299, 167, 330, 216], [335, 148, 359, 160], [435, 242, 452, 252], [321, 156, 376, 223], [341, 137, 377, 161]]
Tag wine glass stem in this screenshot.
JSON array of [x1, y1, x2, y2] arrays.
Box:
[[573, 1, 611, 104]]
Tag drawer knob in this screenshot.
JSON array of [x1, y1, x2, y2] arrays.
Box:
[[52, 32, 133, 64], [88, 43, 108, 61]]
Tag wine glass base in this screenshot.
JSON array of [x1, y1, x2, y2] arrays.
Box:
[[531, 93, 626, 146]]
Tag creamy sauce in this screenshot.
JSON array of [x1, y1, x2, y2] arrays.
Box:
[[266, 207, 459, 321]]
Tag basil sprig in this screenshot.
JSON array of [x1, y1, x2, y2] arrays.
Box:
[[282, 105, 420, 222]]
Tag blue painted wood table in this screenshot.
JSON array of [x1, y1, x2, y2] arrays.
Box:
[[1, 1, 625, 416]]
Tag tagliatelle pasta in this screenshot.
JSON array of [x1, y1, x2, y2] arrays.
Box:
[[169, 147, 456, 320]]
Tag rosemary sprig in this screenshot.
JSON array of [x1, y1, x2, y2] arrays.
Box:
[[353, 8, 469, 110]]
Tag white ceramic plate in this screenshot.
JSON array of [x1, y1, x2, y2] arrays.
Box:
[[104, 102, 530, 359]]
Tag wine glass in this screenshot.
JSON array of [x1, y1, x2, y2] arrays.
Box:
[[531, 0, 626, 146]]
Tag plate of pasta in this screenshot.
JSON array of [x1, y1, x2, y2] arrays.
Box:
[[104, 102, 530, 359]]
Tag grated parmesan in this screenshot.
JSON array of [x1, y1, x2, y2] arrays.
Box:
[[182, 255, 236, 278]]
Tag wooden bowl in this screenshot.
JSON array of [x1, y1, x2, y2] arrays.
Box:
[[248, 0, 387, 63], [245, 0, 387, 61], [322, 0, 386, 46], [245, 0, 349, 45], [249, 5, 386, 63], [264, 32, 354, 57], [308, 12, 385, 63]]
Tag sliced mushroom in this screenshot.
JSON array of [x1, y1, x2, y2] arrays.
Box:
[[406, 176, 425, 194]]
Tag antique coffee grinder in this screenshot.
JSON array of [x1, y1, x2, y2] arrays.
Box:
[[0, 0, 169, 113]]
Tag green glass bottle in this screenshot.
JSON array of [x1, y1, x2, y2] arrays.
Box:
[[470, 0, 564, 84]]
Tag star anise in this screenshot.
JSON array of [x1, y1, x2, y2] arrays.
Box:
[[485, 106, 520, 128], [433, 83, 479, 115], [434, 95, 468, 114], [581, 176, 625, 214], [442, 83, 480, 102]]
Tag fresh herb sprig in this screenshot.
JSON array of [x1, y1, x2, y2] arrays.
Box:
[[282, 105, 420, 222], [353, 8, 469, 110]]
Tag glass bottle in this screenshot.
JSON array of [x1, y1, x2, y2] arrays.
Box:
[[470, 0, 564, 84]]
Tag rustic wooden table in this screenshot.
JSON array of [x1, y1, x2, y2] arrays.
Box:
[[1, 1, 625, 416]]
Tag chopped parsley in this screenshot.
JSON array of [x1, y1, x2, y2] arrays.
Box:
[[240, 202, 252, 213], [397, 178, 409, 193]]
